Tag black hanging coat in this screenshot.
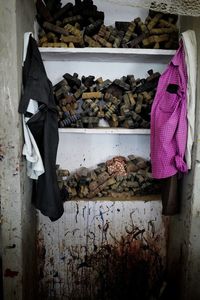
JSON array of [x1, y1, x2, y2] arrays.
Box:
[[19, 35, 64, 221]]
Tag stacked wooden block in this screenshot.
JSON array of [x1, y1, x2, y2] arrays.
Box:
[[54, 70, 160, 128], [57, 155, 161, 200], [36, 0, 179, 49]]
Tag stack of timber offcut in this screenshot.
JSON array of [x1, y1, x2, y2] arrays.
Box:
[[54, 70, 160, 128], [57, 155, 161, 200], [36, 0, 179, 49]]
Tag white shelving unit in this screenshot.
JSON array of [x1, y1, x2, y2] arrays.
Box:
[[37, 3, 177, 297], [41, 47, 174, 170], [40, 47, 175, 63], [39, 1, 176, 177]]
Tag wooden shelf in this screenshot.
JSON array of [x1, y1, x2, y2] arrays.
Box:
[[64, 194, 161, 202], [40, 47, 175, 63], [59, 128, 150, 135]]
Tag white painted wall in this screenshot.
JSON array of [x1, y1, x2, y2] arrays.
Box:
[[57, 133, 150, 170], [45, 60, 166, 85]]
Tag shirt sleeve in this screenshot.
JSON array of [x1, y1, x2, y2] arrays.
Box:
[[174, 83, 188, 173], [174, 44, 188, 173]]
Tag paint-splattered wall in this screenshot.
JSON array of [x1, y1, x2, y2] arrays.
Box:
[[0, 0, 36, 299], [38, 200, 168, 299]]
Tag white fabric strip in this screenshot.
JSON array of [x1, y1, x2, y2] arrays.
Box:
[[22, 115, 45, 179], [182, 30, 197, 169]]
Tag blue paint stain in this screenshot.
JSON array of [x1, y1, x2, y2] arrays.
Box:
[[99, 210, 104, 222], [82, 206, 86, 219]]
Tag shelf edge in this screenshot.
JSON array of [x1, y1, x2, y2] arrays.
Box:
[[39, 47, 176, 55], [63, 194, 161, 202], [58, 128, 151, 134]]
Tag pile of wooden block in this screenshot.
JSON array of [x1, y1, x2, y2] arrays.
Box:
[[36, 0, 179, 49], [57, 155, 161, 200], [54, 70, 160, 128]]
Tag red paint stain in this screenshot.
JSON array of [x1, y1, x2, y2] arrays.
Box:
[[4, 268, 19, 278]]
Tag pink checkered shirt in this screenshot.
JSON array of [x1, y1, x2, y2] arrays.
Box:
[[150, 41, 188, 179]]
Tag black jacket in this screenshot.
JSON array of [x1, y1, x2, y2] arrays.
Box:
[[19, 35, 64, 221]]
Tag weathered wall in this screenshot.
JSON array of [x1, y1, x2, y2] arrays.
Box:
[[0, 0, 36, 299], [16, 1, 38, 298], [167, 16, 200, 300], [38, 200, 168, 300]]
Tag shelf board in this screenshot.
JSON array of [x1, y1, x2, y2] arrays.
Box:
[[59, 128, 150, 135], [40, 47, 176, 63], [64, 194, 161, 202]]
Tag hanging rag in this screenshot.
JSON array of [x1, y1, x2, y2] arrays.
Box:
[[21, 33, 45, 179], [182, 30, 197, 170], [19, 34, 64, 221]]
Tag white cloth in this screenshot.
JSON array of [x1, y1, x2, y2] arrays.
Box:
[[22, 33, 45, 179], [22, 114, 44, 179], [182, 30, 197, 169]]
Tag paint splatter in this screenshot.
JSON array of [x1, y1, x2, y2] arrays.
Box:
[[38, 223, 164, 299], [75, 203, 79, 223]]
